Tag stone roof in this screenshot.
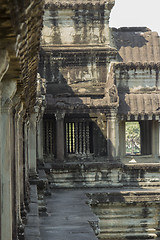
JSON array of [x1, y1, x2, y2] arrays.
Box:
[[118, 93, 160, 116], [45, 0, 115, 6], [112, 27, 160, 65]]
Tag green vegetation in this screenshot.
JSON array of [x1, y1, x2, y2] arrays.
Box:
[[126, 122, 140, 155]]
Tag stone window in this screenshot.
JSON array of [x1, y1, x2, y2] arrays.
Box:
[[125, 121, 152, 156], [65, 121, 93, 155], [125, 122, 140, 155], [43, 118, 56, 156]]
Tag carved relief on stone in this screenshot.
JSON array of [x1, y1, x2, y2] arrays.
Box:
[[109, 84, 118, 103], [55, 111, 65, 121], [42, 1, 115, 46], [1, 79, 17, 110], [0, 49, 10, 81], [105, 62, 119, 105]]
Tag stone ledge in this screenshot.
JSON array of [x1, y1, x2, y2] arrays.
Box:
[[87, 191, 160, 204]]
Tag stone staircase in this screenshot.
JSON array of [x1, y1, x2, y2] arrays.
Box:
[[24, 161, 160, 240], [87, 190, 160, 240]]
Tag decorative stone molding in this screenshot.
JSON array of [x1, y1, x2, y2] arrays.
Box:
[[105, 62, 119, 106], [55, 111, 65, 121], [0, 49, 9, 81], [106, 108, 118, 120]]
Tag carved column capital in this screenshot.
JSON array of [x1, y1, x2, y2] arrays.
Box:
[[106, 108, 118, 120], [55, 111, 65, 121], [1, 79, 17, 112], [1, 99, 13, 113], [15, 102, 25, 121], [29, 112, 38, 125], [0, 49, 9, 82]]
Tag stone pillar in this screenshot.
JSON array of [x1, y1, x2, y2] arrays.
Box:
[[1, 105, 13, 240], [55, 112, 65, 161], [37, 118, 44, 163], [140, 121, 152, 155], [151, 120, 159, 157], [14, 108, 22, 226], [0, 82, 2, 240], [106, 109, 119, 159], [0, 50, 11, 240], [28, 112, 38, 177], [15, 104, 26, 226], [24, 120, 29, 180], [119, 120, 126, 157], [23, 120, 30, 205], [0, 79, 17, 240], [158, 121, 160, 156]]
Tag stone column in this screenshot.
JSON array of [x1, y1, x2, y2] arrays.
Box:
[[140, 121, 152, 155], [28, 112, 38, 177], [0, 79, 17, 240], [37, 117, 44, 163], [0, 50, 11, 240], [55, 112, 65, 161], [151, 120, 158, 157], [1, 105, 13, 240], [23, 120, 30, 205], [158, 121, 160, 156], [24, 120, 29, 180], [14, 108, 22, 226], [106, 109, 119, 159], [15, 104, 26, 225], [119, 120, 126, 158], [0, 82, 2, 240]]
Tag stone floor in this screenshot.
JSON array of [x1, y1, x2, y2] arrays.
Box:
[[25, 186, 160, 240], [39, 189, 99, 240]]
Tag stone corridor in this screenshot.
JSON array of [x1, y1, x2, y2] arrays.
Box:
[[25, 185, 160, 240], [39, 189, 98, 240]]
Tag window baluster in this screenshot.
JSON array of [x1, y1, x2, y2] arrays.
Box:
[[86, 122, 90, 154], [79, 122, 82, 154], [72, 122, 75, 153], [83, 122, 86, 154], [75, 122, 79, 154], [66, 123, 68, 153], [69, 123, 72, 153]]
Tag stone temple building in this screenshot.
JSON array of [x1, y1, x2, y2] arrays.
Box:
[[1, 0, 160, 239], [0, 0, 44, 239]]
